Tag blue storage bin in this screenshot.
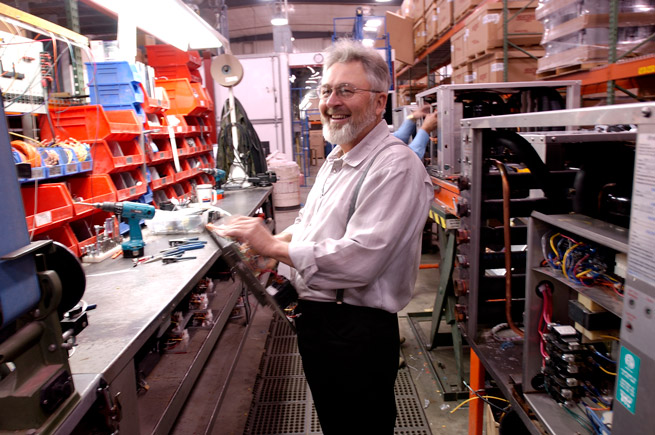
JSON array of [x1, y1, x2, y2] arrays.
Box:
[[100, 102, 146, 123], [86, 61, 142, 86], [89, 83, 144, 105]]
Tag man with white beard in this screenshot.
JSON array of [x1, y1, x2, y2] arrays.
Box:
[[214, 39, 432, 434]]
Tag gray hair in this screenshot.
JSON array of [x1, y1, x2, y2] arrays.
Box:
[[323, 39, 390, 93]]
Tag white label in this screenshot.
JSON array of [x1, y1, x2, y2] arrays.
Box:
[[445, 219, 461, 230], [464, 28, 469, 40], [226, 76, 238, 83], [464, 72, 477, 83], [491, 63, 505, 72], [483, 14, 500, 25], [552, 324, 577, 336], [627, 133, 655, 282], [34, 211, 52, 227]]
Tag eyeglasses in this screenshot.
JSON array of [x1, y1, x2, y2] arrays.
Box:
[[317, 83, 384, 100]]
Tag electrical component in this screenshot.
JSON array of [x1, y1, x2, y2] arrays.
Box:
[[0, 31, 46, 114]]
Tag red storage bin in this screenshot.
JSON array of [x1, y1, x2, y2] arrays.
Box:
[[69, 211, 115, 253], [21, 183, 75, 235], [149, 163, 176, 190], [67, 174, 118, 218], [145, 45, 202, 69], [147, 137, 173, 164], [32, 224, 81, 258], [91, 139, 146, 174], [110, 169, 148, 201], [42, 106, 141, 142], [174, 158, 195, 182]]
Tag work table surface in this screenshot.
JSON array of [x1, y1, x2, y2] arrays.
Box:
[[69, 187, 272, 383]]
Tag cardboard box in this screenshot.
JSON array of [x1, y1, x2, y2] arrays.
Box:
[[473, 48, 543, 83], [425, 4, 439, 42], [465, 2, 542, 59], [413, 19, 427, 55], [542, 12, 655, 44], [436, 0, 454, 36], [402, 0, 426, 20], [309, 130, 324, 148], [385, 11, 415, 65], [452, 63, 472, 84], [454, 0, 481, 21], [450, 28, 469, 67]]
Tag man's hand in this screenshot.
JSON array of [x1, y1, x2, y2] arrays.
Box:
[[420, 112, 438, 133], [207, 216, 293, 266], [410, 105, 430, 120]]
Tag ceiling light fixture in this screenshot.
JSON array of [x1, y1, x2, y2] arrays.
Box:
[[271, 0, 289, 26], [365, 19, 382, 28], [85, 0, 228, 51]]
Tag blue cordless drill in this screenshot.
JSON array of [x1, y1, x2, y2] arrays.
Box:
[[91, 201, 156, 258]]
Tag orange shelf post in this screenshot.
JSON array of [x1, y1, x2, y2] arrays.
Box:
[[468, 350, 485, 435]]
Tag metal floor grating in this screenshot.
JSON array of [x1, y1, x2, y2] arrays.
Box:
[[244, 316, 432, 435]]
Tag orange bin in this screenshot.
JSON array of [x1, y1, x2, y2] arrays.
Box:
[[149, 163, 176, 190], [145, 45, 202, 69], [33, 224, 81, 258], [111, 169, 148, 201], [91, 139, 146, 174], [69, 211, 114, 252], [67, 174, 118, 218], [21, 183, 75, 235], [156, 79, 208, 117], [42, 106, 141, 142], [147, 137, 173, 164]]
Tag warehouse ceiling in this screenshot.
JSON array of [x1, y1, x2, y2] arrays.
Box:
[[5, 0, 403, 45]]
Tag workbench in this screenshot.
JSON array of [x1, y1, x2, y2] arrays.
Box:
[[55, 187, 274, 434]]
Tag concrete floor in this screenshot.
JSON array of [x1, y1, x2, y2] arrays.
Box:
[[173, 162, 471, 434]]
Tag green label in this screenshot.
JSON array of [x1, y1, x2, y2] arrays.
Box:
[[616, 346, 641, 414]]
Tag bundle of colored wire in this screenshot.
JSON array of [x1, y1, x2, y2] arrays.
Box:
[[541, 232, 624, 296], [537, 281, 553, 364], [11, 140, 42, 167], [41, 148, 59, 166], [58, 138, 91, 162]]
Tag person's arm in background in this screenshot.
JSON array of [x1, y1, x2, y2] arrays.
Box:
[[409, 111, 438, 160], [393, 106, 430, 144]]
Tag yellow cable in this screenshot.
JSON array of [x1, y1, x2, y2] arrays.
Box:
[[598, 365, 616, 376], [9, 131, 41, 144], [561, 243, 581, 279], [449, 396, 510, 414], [576, 269, 592, 278], [599, 335, 620, 342], [550, 233, 560, 260]]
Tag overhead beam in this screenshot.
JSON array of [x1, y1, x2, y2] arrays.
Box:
[[0, 2, 88, 44]]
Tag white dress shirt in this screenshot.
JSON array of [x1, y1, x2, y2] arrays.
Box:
[[286, 121, 433, 313]]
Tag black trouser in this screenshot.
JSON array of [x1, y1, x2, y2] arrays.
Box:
[[295, 299, 400, 435]]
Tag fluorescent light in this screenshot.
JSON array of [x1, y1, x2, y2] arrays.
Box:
[[271, 16, 288, 26], [363, 26, 378, 33], [85, 0, 227, 51], [365, 19, 382, 28], [362, 38, 375, 48]]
